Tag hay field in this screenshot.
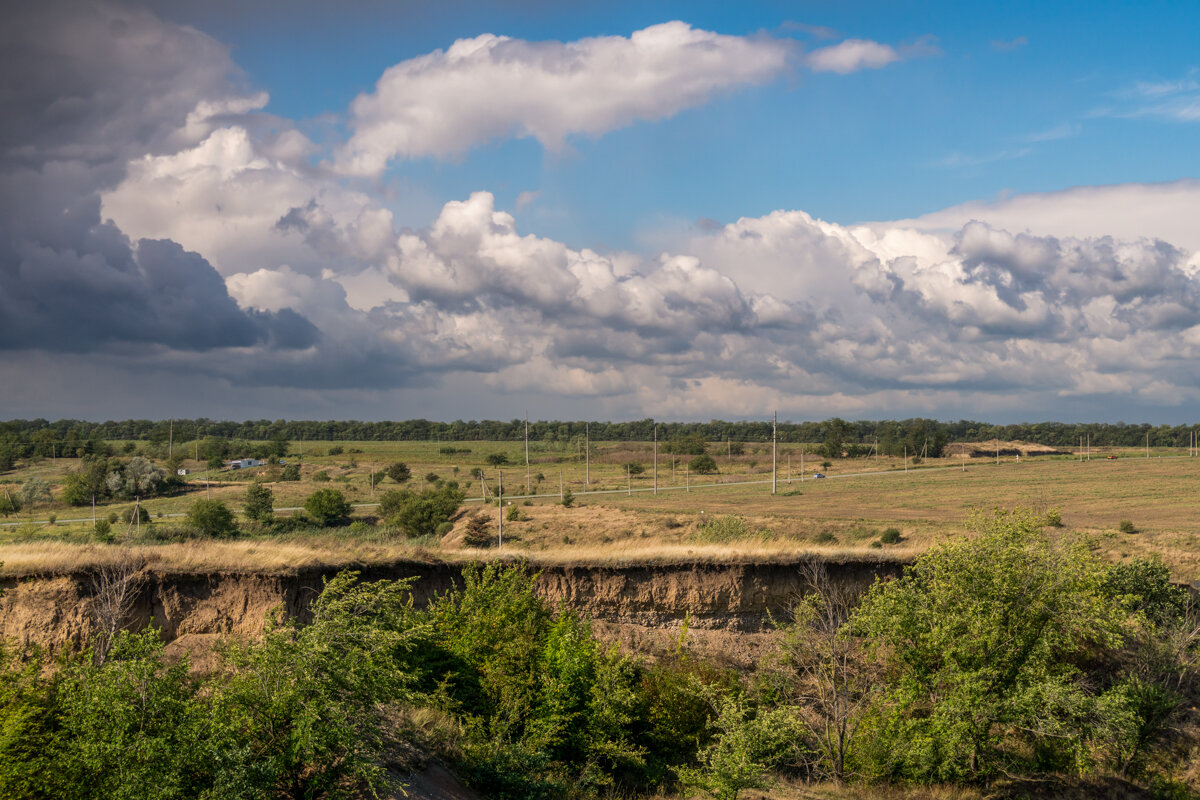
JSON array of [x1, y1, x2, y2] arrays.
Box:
[[2, 439, 1199, 579]]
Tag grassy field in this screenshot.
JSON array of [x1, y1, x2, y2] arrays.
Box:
[[2, 438, 1199, 579]]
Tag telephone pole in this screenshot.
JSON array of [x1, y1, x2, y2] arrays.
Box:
[[497, 471, 503, 549], [524, 412, 530, 495], [585, 422, 590, 486], [771, 411, 777, 495], [653, 425, 658, 495]]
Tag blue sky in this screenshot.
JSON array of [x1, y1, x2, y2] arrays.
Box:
[[2, 1, 1200, 423], [160, 0, 1200, 249]]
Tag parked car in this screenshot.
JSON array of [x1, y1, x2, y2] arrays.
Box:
[[813, 473, 826, 479]]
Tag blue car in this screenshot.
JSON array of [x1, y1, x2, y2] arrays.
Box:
[[813, 473, 826, 479]]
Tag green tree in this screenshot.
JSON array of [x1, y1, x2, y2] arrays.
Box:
[[211, 571, 429, 799], [187, 499, 238, 538], [280, 462, 300, 481], [243, 481, 273, 523], [0, 490, 19, 516], [303, 488, 351, 527], [678, 686, 803, 800], [48, 629, 204, 800], [851, 508, 1128, 782], [485, 453, 509, 466], [378, 483, 464, 537], [18, 477, 52, 509], [689, 454, 718, 475], [383, 462, 411, 483]]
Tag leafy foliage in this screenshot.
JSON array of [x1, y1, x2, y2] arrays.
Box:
[[689, 454, 719, 475], [378, 482, 464, 537], [384, 461, 411, 483], [186, 499, 238, 538], [242, 481, 273, 523], [303, 488, 351, 527]]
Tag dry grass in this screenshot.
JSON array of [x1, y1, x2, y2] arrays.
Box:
[[6, 442, 1200, 580]]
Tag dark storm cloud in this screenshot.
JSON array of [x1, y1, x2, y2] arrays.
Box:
[[0, 1, 318, 357]]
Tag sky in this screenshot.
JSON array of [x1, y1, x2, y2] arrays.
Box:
[[2, 1, 1200, 424]]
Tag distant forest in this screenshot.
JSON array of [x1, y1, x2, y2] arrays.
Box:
[[1, 416, 1195, 456]]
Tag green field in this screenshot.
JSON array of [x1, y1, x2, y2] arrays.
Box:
[[3, 438, 1199, 578]]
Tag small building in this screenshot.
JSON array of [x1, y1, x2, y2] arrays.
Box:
[[226, 458, 264, 470], [177, 468, 190, 476]]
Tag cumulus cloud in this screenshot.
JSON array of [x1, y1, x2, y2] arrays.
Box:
[[0, 2, 318, 356], [806, 35, 937, 74], [891, 179, 1200, 252], [334, 21, 792, 174]]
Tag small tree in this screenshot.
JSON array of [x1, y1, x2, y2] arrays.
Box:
[[0, 490, 20, 516], [561, 489, 575, 508], [244, 482, 274, 523], [485, 453, 509, 467], [678, 686, 803, 800], [18, 477, 52, 509], [462, 513, 493, 548], [280, 463, 301, 481], [689, 455, 718, 475], [304, 489, 351, 527], [623, 462, 645, 475], [384, 462, 411, 484], [187, 499, 238, 538]]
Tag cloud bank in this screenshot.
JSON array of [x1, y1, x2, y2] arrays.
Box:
[[4, 4, 1200, 422]]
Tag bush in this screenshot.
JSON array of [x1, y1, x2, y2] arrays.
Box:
[[378, 483, 464, 537], [1119, 519, 1137, 533], [623, 462, 645, 476], [384, 462, 411, 484], [243, 482, 273, 522], [304, 489, 351, 527], [561, 489, 574, 508], [327, 445, 344, 456], [280, 463, 300, 481], [813, 531, 838, 544], [689, 455, 718, 475], [1044, 508, 1064, 527], [485, 453, 509, 467], [312, 470, 331, 483], [880, 527, 902, 544], [93, 519, 112, 541], [425, 472, 439, 483], [0, 492, 19, 516], [506, 504, 521, 522], [187, 499, 238, 538]]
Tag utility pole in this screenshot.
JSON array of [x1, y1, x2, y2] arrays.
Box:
[[524, 412, 530, 495], [169, 419, 173, 460], [1146, 431, 1150, 458], [627, 465, 631, 496], [585, 422, 590, 486], [497, 471, 503, 549], [904, 446, 907, 473], [653, 425, 658, 495], [961, 445, 966, 472], [801, 447, 805, 480], [772, 411, 777, 495], [685, 464, 689, 492], [559, 471, 564, 502]]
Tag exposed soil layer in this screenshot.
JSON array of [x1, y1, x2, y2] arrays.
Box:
[[0, 557, 906, 659]]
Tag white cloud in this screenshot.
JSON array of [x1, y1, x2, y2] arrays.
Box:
[[806, 39, 900, 73], [334, 21, 791, 174], [889, 179, 1200, 252]]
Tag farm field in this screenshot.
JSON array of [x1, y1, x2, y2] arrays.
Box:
[[2, 438, 1199, 579]]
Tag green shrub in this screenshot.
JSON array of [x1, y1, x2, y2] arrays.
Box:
[[303, 489, 351, 527], [312, 470, 331, 483], [425, 472, 439, 483], [280, 463, 300, 481], [93, 519, 112, 541], [187, 499, 238, 538], [506, 504, 521, 522], [880, 527, 902, 544], [243, 482, 273, 522], [1044, 508, 1064, 527], [485, 453, 509, 466], [327, 445, 344, 456], [1119, 519, 1137, 533], [561, 489, 574, 508], [378, 483, 464, 537], [813, 531, 838, 544], [689, 455, 718, 475]]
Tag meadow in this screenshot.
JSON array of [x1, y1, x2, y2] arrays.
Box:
[[3, 437, 1199, 579]]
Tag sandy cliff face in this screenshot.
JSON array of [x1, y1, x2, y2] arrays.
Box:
[[0, 558, 904, 660]]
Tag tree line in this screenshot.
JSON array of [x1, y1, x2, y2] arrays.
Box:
[[3, 416, 1198, 458]]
